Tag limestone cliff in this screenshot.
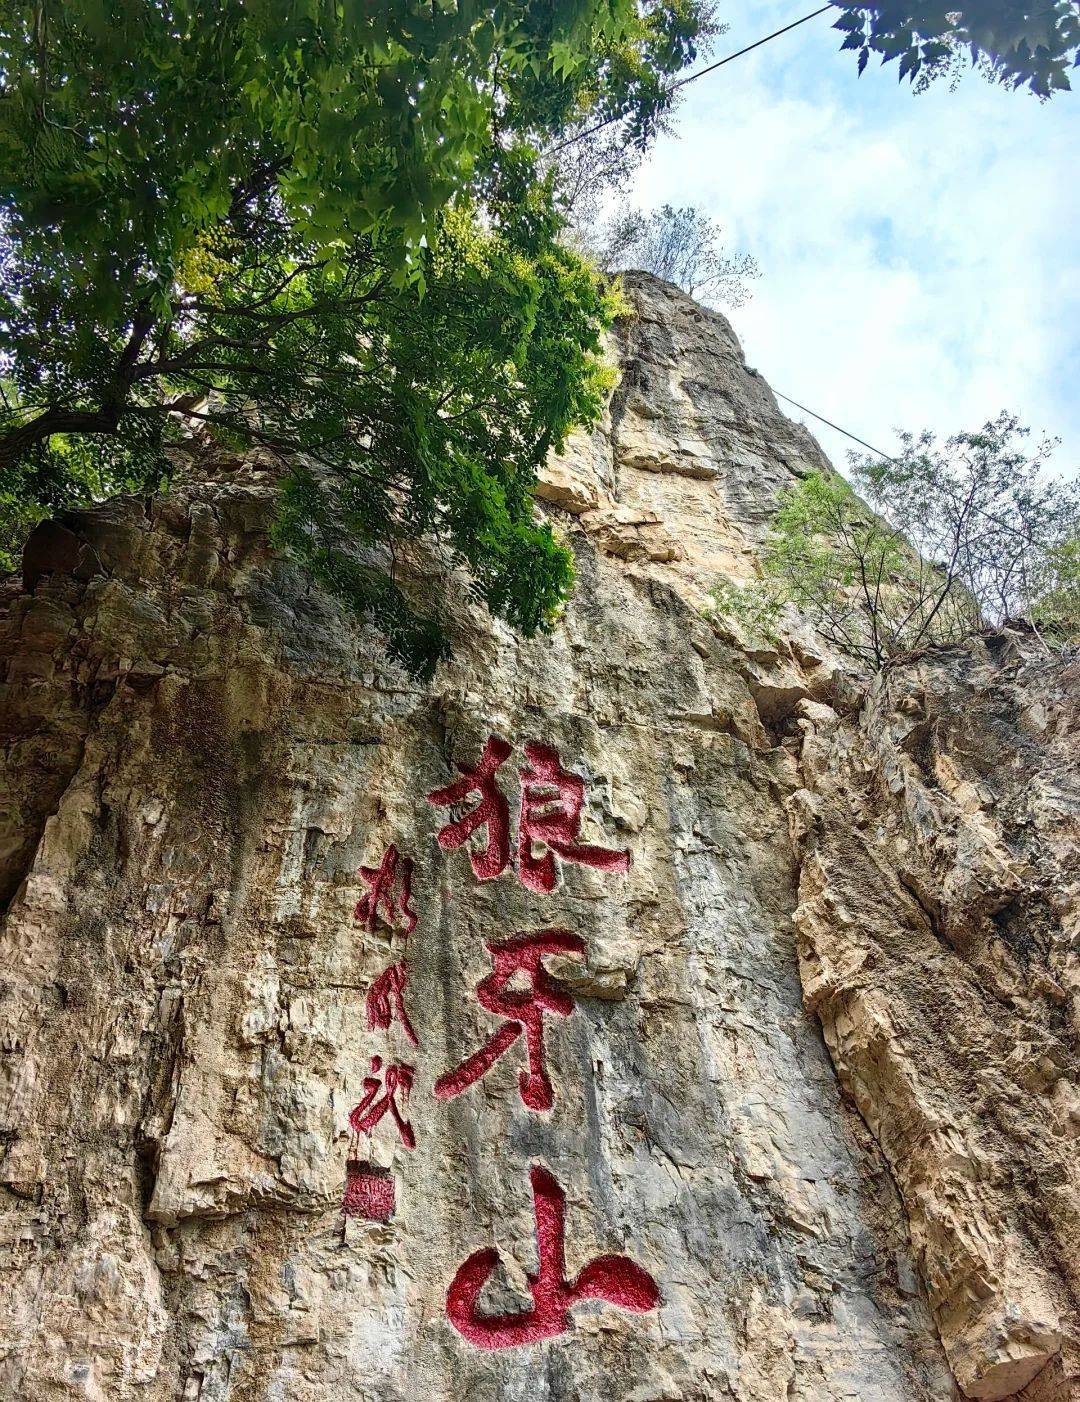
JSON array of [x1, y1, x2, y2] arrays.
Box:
[[0, 273, 1075, 1401]]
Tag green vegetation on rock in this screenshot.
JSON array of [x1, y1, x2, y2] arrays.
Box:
[[707, 415, 1080, 667], [0, 0, 707, 670]]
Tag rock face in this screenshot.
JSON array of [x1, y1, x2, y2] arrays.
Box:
[[0, 273, 1075, 1402], [793, 642, 1079, 1401]]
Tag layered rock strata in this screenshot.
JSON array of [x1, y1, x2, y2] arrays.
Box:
[[0, 273, 1074, 1401]]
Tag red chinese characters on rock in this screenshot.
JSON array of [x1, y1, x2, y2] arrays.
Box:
[[434, 930, 585, 1112], [365, 960, 419, 1047], [426, 736, 512, 881], [518, 742, 631, 893], [343, 838, 423, 1220], [426, 737, 630, 891], [447, 1163, 660, 1350], [354, 844, 418, 934], [350, 738, 658, 1345], [349, 1055, 416, 1151]]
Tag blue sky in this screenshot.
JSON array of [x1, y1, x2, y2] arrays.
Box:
[[628, 1, 1079, 479]]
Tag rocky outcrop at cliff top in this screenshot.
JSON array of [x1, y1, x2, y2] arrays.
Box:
[[0, 272, 1076, 1402]]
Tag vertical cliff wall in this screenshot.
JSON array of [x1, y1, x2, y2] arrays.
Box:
[[0, 274, 1075, 1401]]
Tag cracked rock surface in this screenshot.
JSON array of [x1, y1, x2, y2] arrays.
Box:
[[0, 273, 1075, 1401]]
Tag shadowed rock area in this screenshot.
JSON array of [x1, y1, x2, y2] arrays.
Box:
[[0, 273, 1075, 1400]]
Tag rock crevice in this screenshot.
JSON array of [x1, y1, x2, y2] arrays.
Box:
[[0, 273, 1075, 1401]]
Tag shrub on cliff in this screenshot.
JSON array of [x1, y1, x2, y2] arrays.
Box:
[[585, 203, 758, 308], [0, 0, 709, 672], [708, 415, 1080, 666]]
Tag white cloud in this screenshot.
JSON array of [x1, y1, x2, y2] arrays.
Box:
[[628, 4, 1080, 480]]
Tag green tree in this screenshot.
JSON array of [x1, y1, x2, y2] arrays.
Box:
[[832, 0, 1080, 96], [851, 414, 1080, 646], [759, 469, 981, 668], [711, 417, 1080, 668], [0, 0, 708, 670]]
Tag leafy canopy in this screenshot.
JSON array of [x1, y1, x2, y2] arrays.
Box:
[[831, 0, 1080, 96], [0, 0, 709, 670], [0, 0, 703, 295], [852, 415, 1080, 646]]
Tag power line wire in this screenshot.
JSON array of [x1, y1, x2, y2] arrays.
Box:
[[770, 388, 896, 461], [670, 4, 834, 92], [544, 6, 833, 157], [769, 386, 1045, 543]]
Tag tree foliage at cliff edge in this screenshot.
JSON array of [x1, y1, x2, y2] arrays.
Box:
[[0, 0, 707, 672]]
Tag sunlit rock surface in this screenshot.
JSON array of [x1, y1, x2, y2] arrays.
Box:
[[0, 273, 1075, 1400]]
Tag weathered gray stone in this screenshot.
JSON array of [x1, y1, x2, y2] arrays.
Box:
[[0, 273, 1074, 1401]]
